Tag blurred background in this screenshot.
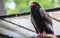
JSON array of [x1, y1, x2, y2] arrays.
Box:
[[4, 0, 60, 14]]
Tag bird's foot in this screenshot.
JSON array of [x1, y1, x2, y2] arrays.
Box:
[[36, 32, 41, 38], [40, 32, 46, 37], [36, 32, 46, 38]]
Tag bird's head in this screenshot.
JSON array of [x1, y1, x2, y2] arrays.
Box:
[[30, 2, 41, 10]]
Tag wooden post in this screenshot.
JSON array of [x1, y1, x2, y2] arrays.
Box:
[[0, 0, 6, 16]]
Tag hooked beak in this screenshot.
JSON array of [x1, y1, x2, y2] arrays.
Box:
[[31, 3, 36, 6], [29, 1, 36, 6]]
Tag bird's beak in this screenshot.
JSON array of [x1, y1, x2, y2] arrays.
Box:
[[31, 3, 36, 6], [29, 1, 36, 6]]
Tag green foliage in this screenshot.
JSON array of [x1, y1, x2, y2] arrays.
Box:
[[58, 0, 60, 5], [4, 0, 60, 15], [4, 0, 8, 3], [4, 0, 30, 15], [39, 0, 54, 8]]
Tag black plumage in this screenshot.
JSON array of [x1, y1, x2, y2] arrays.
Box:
[[30, 2, 54, 34]]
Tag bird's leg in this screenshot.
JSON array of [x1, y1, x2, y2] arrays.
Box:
[[36, 31, 46, 38], [40, 31, 46, 37], [36, 32, 41, 38]]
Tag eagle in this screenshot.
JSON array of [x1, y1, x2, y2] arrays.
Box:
[[30, 2, 54, 37]]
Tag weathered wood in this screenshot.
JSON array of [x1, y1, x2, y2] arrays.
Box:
[[0, 0, 6, 16]]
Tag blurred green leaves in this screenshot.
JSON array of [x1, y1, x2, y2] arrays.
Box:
[[39, 0, 54, 8], [4, 0, 60, 15], [4, 0, 8, 3]]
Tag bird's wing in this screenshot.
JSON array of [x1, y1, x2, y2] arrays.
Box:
[[39, 8, 52, 25], [30, 12, 40, 33]]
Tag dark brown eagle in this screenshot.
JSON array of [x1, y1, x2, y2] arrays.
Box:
[[30, 2, 54, 35]]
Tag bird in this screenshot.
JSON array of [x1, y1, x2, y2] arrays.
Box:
[[30, 2, 54, 37]]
